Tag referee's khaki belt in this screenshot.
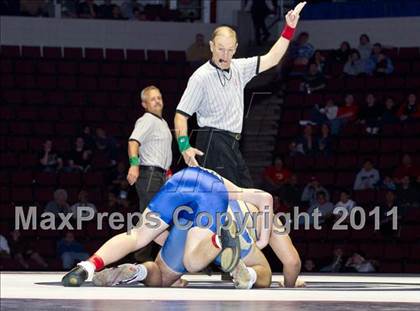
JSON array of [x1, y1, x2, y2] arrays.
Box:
[[140, 165, 166, 174], [202, 127, 242, 141]]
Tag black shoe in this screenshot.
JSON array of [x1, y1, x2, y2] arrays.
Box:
[[218, 222, 240, 273], [62, 265, 88, 287]]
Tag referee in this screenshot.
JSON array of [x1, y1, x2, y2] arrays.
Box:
[[127, 86, 172, 259], [174, 2, 306, 187]]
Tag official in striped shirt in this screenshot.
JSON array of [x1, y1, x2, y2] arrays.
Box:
[[174, 2, 306, 187]]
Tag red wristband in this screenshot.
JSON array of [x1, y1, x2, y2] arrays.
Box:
[[89, 254, 105, 271], [281, 25, 295, 40], [211, 234, 221, 249]]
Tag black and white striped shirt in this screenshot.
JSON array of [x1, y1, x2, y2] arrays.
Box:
[[129, 112, 172, 170], [176, 57, 260, 133]]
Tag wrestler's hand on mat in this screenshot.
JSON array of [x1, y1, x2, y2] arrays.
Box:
[[279, 279, 306, 288], [127, 165, 140, 185], [285, 1, 306, 28], [182, 147, 204, 167]]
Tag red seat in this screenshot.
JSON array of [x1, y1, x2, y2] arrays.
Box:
[[393, 61, 411, 74], [37, 75, 57, 90], [359, 138, 380, 154], [334, 172, 354, 188], [16, 107, 38, 120], [286, 79, 301, 92], [78, 77, 98, 90], [88, 92, 110, 107], [1, 74, 14, 88], [284, 94, 305, 107], [292, 155, 314, 170], [55, 123, 78, 136], [105, 49, 124, 61], [20, 154, 38, 168], [57, 76, 77, 90], [34, 172, 57, 186], [338, 138, 358, 152], [167, 50, 186, 62], [401, 138, 420, 153], [380, 138, 401, 153], [345, 77, 365, 91], [34, 187, 54, 203], [384, 76, 405, 90], [0, 59, 13, 73], [106, 110, 126, 122], [11, 171, 33, 186], [85, 48, 103, 60], [365, 77, 385, 90], [353, 190, 376, 206], [10, 123, 31, 135], [399, 47, 420, 60], [100, 63, 120, 76], [0, 153, 19, 168], [98, 77, 119, 91], [58, 172, 82, 187], [57, 62, 78, 75], [2, 90, 23, 104], [304, 94, 323, 106], [79, 63, 99, 76], [282, 109, 301, 123], [119, 77, 138, 92], [405, 77, 420, 90], [39, 107, 59, 121], [11, 187, 33, 203], [160, 79, 178, 93], [24, 90, 46, 104], [63, 47, 83, 60], [359, 243, 384, 258], [33, 123, 54, 136], [7, 137, 28, 152], [43, 46, 62, 59], [126, 49, 145, 61], [147, 50, 166, 62], [400, 225, 420, 242], [306, 242, 332, 259], [1, 45, 20, 57], [16, 74, 36, 89], [381, 123, 402, 136], [47, 91, 66, 105], [380, 261, 402, 273], [378, 154, 400, 170], [384, 245, 409, 260], [316, 172, 335, 186], [0, 187, 10, 202], [336, 155, 358, 170], [54, 139, 71, 153], [22, 46, 41, 58], [314, 155, 336, 170], [121, 63, 141, 77], [83, 108, 104, 122], [83, 172, 104, 186], [37, 60, 56, 74]]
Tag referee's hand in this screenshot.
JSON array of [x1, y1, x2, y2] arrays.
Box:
[[127, 166, 140, 185], [182, 147, 204, 167]]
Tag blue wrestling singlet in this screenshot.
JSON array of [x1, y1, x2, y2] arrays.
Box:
[[147, 166, 229, 233], [160, 200, 258, 274]]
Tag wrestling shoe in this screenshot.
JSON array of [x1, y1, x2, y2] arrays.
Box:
[[62, 265, 88, 287], [218, 220, 241, 273], [92, 263, 147, 287], [231, 259, 251, 289]]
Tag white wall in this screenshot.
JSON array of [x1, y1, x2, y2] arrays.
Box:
[[1, 15, 420, 51], [0, 16, 216, 51]]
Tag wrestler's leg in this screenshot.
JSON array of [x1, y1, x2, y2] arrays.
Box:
[[242, 245, 272, 288], [183, 227, 220, 273]]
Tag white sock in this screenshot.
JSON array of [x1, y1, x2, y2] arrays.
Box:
[[246, 267, 257, 289], [214, 235, 222, 248], [131, 264, 148, 283], [77, 261, 95, 281]]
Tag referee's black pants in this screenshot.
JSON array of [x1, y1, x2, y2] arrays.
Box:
[[134, 166, 166, 262], [195, 127, 253, 188]]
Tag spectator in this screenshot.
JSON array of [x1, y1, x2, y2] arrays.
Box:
[[357, 34, 372, 60], [397, 93, 420, 121], [366, 43, 394, 75], [133, 7, 147, 21], [110, 161, 128, 190], [111, 5, 124, 19], [20, 0, 45, 16], [61, 0, 78, 18], [81, 125, 95, 150], [105, 191, 129, 212], [317, 123, 333, 155], [334, 94, 359, 134], [262, 156, 292, 195], [289, 32, 315, 66], [396, 176, 419, 210], [57, 232, 89, 269], [99, 0, 117, 19], [301, 176, 330, 206], [304, 191, 335, 225], [0, 234, 11, 258], [186, 33, 211, 67], [310, 50, 327, 73], [65, 137, 92, 173], [358, 93, 382, 135], [343, 49, 366, 76], [77, 0, 99, 18], [290, 125, 317, 156], [333, 190, 356, 221], [95, 127, 118, 165], [320, 247, 344, 272], [303, 259, 317, 272], [39, 139, 63, 173], [394, 154, 420, 183], [280, 174, 302, 209], [381, 175, 397, 191], [332, 41, 351, 64], [70, 190, 97, 220], [344, 252, 376, 273], [246, 0, 273, 45], [301, 63, 326, 94], [310, 98, 338, 126], [380, 97, 399, 125], [44, 189, 72, 216], [353, 159, 380, 190], [9, 230, 48, 269], [121, 0, 140, 19]]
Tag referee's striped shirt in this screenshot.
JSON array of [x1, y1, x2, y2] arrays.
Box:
[[176, 56, 260, 134]]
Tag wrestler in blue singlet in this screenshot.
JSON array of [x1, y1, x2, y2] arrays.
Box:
[[160, 200, 257, 274], [147, 166, 229, 233]]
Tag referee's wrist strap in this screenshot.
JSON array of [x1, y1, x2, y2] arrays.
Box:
[[281, 24, 295, 41], [177, 136, 191, 153], [129, 156, 140, 166]]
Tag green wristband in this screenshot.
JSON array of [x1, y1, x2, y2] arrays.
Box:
[[177, 136, 191, 153], [129, 156, 140, 166]]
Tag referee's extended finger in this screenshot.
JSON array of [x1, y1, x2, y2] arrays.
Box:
[[194, 148, 204, 156]]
